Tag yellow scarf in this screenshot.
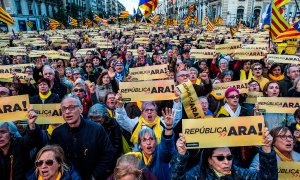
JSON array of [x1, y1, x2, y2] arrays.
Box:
[[274, 147, 292, 161], [216, 106, 230, 118], [213, 169, 231, 177], [268, 73, 284, 81], [130, 116, 162, 144], [38, 172, 61, 180], [143, 152, 153, 167], [191, 78, 201, 85], [240, 69, 253, 80], [210, 90, 225, 101], [126, 152, 143, 159], [39, 91, 51, 100]]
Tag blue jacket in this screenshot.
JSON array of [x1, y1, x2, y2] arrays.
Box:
[[141, 132, 176, 180], [170, 148, 278, 180], [26, 164, 82, 180]]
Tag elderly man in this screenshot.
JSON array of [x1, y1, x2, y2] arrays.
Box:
[[51, 96, 114, 179], [279, 64, 300, 97]]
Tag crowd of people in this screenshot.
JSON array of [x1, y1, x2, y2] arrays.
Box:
[[0, 24, 300, 180]]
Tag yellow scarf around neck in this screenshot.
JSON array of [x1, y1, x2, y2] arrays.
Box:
[[39, 91, 52, 100], [191, 78, 201, 85], [240, 69, 253, 80], [38, 172, 61, 180], [210, 90, 225, 101], [143, 152, 153, 167], [274, 147, 292, 161], [213, 169, 231, 177], [268, 73, 284, 81], [130, 116, 162, 144]]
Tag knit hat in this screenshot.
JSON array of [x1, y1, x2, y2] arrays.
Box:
[[114, 57, 123, 66], [225, 87, 239, 98]]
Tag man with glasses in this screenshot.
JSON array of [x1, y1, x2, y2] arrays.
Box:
[[251, 62, 269, 91], [51, 96, 114, 179]]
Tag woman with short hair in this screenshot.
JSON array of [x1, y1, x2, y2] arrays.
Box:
[[27, 145, 81, 180]]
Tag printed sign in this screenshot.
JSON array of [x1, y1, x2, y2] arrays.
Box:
[[129, 64, 168, 81], [278, 162, 300, 179], [31, 104, 64, 124], [213, 80, 249, 96], [0, 95, 29, 122], [257, 97, 300, 113]]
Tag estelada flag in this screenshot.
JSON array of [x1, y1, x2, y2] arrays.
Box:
[[0, 6, 14, 25]]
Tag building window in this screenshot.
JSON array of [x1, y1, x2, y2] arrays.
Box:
[[15, 0, 22, 14], [237, 8, 244, 20], [28, 4, 33, 15]]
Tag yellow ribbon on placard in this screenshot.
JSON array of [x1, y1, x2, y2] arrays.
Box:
[[182, 116, 264, 149], [177, 80, 205, 119], [30, 104, 64, 124], [129, 64, 168, 81], [278, 162, 300, 179], [0, 95, 29, 122], [119, 80, 176, 102]]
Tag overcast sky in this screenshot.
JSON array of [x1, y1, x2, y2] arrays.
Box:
[[118, 0, 140, 14]]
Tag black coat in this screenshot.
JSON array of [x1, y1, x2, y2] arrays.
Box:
[[51, 118, 114, 180], [29, 92, 60, 104], [0, 126, 41, 180], [279, 76, 293, 97]]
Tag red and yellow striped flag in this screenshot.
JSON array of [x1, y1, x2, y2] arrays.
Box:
[[207, 18, 215, 31], [0, 6, 14, 25]]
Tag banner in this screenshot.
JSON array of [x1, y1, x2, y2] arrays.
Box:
[[0, 64, 34, 74], [278, 162, 300, 179], [267, 54, 300, 64], [257, 97, 300, 113], [233, 49, 265, 60], [0, 73, 35, 84], [242, 43, 268, 53], [129, 64, 168, 81], [31, 104, 64, 124], [177, 80, 205, 119], [245, 92, 263, 104], [215, 42, 242, 54], [190, 49, 215, 59], [119, 80, 176, 102], [4, 47, 27, 56], [213, 80, 249, 96], [0, 95, 29, 122], [182, 116, 264, 149]]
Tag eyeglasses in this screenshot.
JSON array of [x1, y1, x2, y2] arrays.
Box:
[[227, 95, 239, 99], [74, 88, 84, 92], [0, 91, 9, 95], [35, 160, 54, 167], [61, 105, 80, 112], [212, 155, 233, 161], [249, 83, 259, 87], [253, 67, 262, 71], [178, 74, 190, 78], [277, 135, 293, 141], [143, 109, 155, 113], [86, 66, 92, 68]]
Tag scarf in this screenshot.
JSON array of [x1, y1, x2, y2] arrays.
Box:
[[39, 91, 51, 100], [268, 73, 284, 81], [130, 116, 162, 144], [142, 152, 153, 167], [115, 71, 125, 82], [210, 90, 225, 100], [213, 169, 231, 178], [104, 104, 115, 118], [240, 69, 253, 80], [224, 103, 241, 117], [38, 172, 61, 180], [191, 78, 201, 85], [274, 147, 292, 161]]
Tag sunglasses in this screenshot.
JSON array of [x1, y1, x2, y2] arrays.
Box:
[[35, 159, 54, 167], [227, 95, 239, 99], [253, 68, 262, 71], [212, 155, 233, 161], [74, 88, 84, 92]]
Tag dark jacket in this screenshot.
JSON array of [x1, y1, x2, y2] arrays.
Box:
[[0, 126, 42, 180], [141, 132, 176, 180], [279, 76, 293, 97], [26, 164, 82, 180], [51, 118, 114, 180], [29, 92, 60, 104], [170, 148, 278, 180], [287, 88, 300, 97]]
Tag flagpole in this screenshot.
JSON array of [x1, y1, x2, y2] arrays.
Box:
[[293, 0, 299, 22]]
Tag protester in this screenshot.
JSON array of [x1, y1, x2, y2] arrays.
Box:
[[51, 96, 114, 179], [26, 145, 81, 180], [279, 64, 300, 97], [30, 78, 60, 104]]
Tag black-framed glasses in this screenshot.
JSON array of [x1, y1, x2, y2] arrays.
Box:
[[227, 95, 239, 99], [253, 67, 262, 71], [35, 159, 54, 167], [277, 135, 293, 141], [61, 105, 80, 112], [74, 88, 84, 93], [212, 155, 233, 161]]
